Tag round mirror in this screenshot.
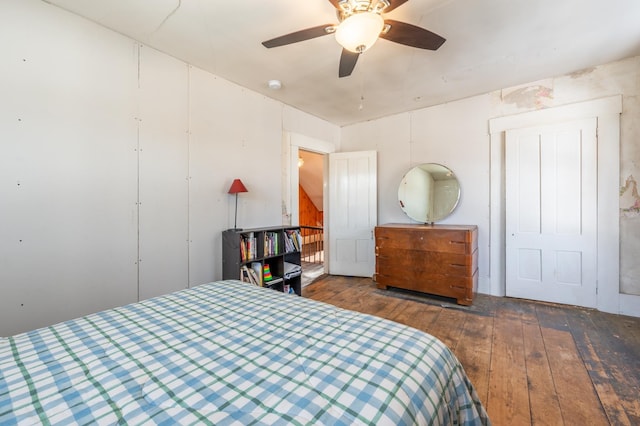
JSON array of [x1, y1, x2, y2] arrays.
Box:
[[397, 163, 460, 223]]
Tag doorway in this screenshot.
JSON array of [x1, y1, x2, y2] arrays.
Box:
[[286, 133, 378, 283], [298, 149, 325, 286]]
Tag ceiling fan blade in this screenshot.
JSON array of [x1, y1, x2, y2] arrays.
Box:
[[262, 24, 334, 48], [384, 0, 410, 13], [326, 0, 341, 9], [380, 19, 445, 50], [339, 49, 360, 78]]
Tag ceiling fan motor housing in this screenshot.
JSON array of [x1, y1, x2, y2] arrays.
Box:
[[337, 0, 390, 21]]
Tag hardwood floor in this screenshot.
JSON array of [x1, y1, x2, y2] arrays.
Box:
[[303, 275, 640, 426]]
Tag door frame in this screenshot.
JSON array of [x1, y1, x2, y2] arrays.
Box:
[[488, 95, 637, 316], [283, 132, 336, 274]]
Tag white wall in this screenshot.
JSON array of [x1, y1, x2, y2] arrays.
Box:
[[342, 96, 492, 293], [0, 0, 339, 336], [341, 55, 640, 315]]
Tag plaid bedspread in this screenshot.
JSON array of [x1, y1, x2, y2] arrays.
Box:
[[0, 280, 490, 425]]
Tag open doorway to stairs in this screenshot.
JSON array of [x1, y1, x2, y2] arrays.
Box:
[[298, 149, 325, 287]]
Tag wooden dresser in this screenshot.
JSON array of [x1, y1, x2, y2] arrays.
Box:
[[374, 224, 478, 305]]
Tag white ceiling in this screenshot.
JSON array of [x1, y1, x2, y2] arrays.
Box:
[[44, 0, 640, 127]]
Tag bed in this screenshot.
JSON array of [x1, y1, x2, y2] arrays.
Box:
[[0, 280, 490, 425]]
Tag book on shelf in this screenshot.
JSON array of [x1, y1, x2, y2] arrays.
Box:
[[250, 262, 263, 286], [240, 232, 257, 261], [240, 265, 260, 286], [284, 229, 302, 253], [296, 230, 303, 250], [284, 233, 293, 252], [263, 231, 279, 257], [240, 265, 249, 282], [240, 239, 246, 261]]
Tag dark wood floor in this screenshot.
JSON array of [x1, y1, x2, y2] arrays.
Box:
[[303, 275, 640, 426]]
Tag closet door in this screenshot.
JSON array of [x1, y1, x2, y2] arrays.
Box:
[[505, 118, 597, 308]]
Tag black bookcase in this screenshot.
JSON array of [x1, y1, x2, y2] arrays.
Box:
[[222, 226, 302, 296]]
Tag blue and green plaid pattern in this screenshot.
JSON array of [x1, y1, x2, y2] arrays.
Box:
[[0, 280, 490, 425]]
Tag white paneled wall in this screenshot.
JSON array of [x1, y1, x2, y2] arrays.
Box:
[[0, 0, 338, 336], [137, 46, 190, 300], [188, 68, 284, 286], [0, 0, 140, 334]]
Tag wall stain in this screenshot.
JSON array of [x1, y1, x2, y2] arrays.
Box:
[[620, 174, 640, 217], [569, 67, 597, 79], [502, 85, 554, 109]]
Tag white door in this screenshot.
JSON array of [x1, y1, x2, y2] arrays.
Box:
[[328, 151, 377, 277], [506, 118, 597, 307]]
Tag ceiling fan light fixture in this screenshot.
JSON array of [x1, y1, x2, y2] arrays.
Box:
[[335, 12, 384, 53]]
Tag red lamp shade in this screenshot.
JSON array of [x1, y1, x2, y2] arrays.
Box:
[[228, 179, 248, 194]]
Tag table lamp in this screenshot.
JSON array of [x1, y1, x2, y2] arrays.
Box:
[[228, 179, 248, 230]]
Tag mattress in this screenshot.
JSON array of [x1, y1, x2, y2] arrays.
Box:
[[0, 280, 490, 425]]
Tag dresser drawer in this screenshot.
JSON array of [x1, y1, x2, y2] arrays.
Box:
[[375, 270, 477, 306], [375, 226, 476, 254], [376, 248, 477, 277]]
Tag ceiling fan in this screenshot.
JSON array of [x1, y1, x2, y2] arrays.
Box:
[[262, 0, 446, 78]]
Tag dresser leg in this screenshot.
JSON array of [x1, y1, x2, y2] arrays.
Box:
[[457, 297, 472, 306]]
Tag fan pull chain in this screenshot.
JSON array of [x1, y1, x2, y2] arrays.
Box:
[[358, 55, 366, 110]]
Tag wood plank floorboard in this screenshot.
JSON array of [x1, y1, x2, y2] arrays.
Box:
[[303, 276, 640, 426], [488, 313, 531, 424], [522, 321, 563, 425], [455, 314, 494, 408]]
